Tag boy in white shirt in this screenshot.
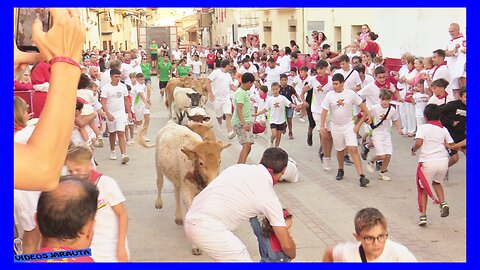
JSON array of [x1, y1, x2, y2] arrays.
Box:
[[323, 208, 417, 262], [320, 73, 372, 187], [190, 54, 202, 79], [292, 66, 316, 124], [66, 145, 129, 262], [411, 104, 454, 226], [334, 55, 362, 92], [428, 78, 455, 106], [132, 73, 151, 141], [359, 90, 403, 181], [412, 79, 429, 128], [254, 82, 298, 148], [100, 68, 132, 164], [263, 57, 282, 92]]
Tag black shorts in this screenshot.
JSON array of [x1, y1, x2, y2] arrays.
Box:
[[270, 123, 286, 131], [159, 81, 168, 89], [151, 54, 158, 61], [208, 63, 214, 70]]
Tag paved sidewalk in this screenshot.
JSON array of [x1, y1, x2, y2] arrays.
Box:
[[94, 76, 466, 262]]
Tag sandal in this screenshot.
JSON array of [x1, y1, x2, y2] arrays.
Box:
[[289, 132, 294, 140]]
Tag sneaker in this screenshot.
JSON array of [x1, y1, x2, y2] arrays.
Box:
[[367, 160, 375, 173], [288, 132, 294, 140], [319, 148, 324, 163], [121, 154, 130, 164], [228, 131, 236, 139], [440, 201, 450, 217], [323, 157, 332, 171], [336, 169, 344, 180], [418, 215, 427, 226], [361, 143, 369, 160], [130, 139, 135, 144], [126, 140, 131, 146], [299, 117, 306, 123], [222, 114, 226, 120], [269, 140, 274, 148], [110, 151, 117, 160], [375, 161, 383, 171], [102, 131, 109, 138], [344, 155, 353, 165], [307, 133, 313, 146], [378, 172, 391, 181], [359, 175, 370, 187], [95, 136, 104, 148]]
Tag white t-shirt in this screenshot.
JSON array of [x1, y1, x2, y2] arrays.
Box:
[[396, 64, 409, 90], [185, 164, 286, 231], [172, 49, 182, 61], [427, 93, 455, 106], [190, 60, 202, 74], [415, 124, 453, 162], [412, 92, 429, 117], [361, 74, 375, 88], [131, 57, 142, 74], [90, 174, 128, 262], [370, 104, 399, 133], [310, 75, 333, 114], [321, 89, 363, 127], [358, 82, 396, 109], [333, 68, 362, 91], [347, 51, 362, 59], [264, 66, 282, 89], [332, 239, 417, 262], [208, 69, 234, 101], [292, 75, 317, 96], [446, 36, 465, 72], [264, 95, 292, 124], [132, 83, 146, 108], [431, 65, 452, 95], [100, 69, 112, 90], [100, 83, 128, 116], [120, 63, 133, 86], [277, 55, 291, 74], [238, 64, 258, 75]]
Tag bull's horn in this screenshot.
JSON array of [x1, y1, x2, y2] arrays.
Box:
[[220, 142, 232, 150]]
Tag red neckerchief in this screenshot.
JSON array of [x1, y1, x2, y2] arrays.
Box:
[[265, 167, 277, 185], [426, 120, 443, 128], [270, 233, 282, 252], [89, 170, 103, 184], [408, 65, 415, 73], [374, 78, 391, 89], [416, 162, 441, 213], [124, 60, 131, 64], [435, 91, 448, 100], [432, 62, 446, 78], [316, 74, 328, 86], [450, 33, 464, 42], [299, 74, 308, 82]]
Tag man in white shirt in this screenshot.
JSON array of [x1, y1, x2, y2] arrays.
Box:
[[100, 68, 133, 164], [263, 57, 283, 92], [276, 47, 292, 74], [171, 46, 182, 62], [206, 59, 237, 139], [444, 23, 465, 92], [238, 58, 259, 79], [323, 208, 417, 262], [353, 64, 374, 89], [190, 54, 202, 79], [431, 49, 453, 96], [89, 66, 101, 88], [320, 73, 372, 187], [120, 52, 133, 86], [184, 148, 296, 262], [334, 55, 362, 92], [395, 52, 412, 134]]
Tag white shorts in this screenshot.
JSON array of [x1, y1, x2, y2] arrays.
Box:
[[420, 160, 449, 185], [107, 113, 128, 133], [371, 132, 392, 156], [184, 220, 252, 262], [134, 106, 150, 122], [312, 112, 330, 131], [213, 99, 233, 118], [14, 190, 41, 231], [330, 123, 358, 151]]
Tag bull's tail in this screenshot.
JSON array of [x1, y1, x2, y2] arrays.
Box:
[[137, 127, 156, 148]]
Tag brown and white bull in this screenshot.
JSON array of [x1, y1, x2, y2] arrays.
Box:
[[138, 121, 230, 254]]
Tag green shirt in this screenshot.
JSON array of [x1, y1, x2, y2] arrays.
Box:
[[177, 65, 190, 77], [150, 43, 158, 54], [140, 63, 151, 79], [158, 61, 173, 82], [231, 89, 252, 126]]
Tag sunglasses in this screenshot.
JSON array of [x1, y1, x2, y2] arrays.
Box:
[[142, 58, 147, 60]]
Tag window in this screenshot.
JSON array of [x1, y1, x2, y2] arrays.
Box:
[[307, 21, 325, 33]]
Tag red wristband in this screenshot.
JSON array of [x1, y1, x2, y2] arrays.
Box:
[[49, 57, 81, 70]]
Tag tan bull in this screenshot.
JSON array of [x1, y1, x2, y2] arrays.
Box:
[[138, 121, 229, 255], [186, 122, 216, 141]]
